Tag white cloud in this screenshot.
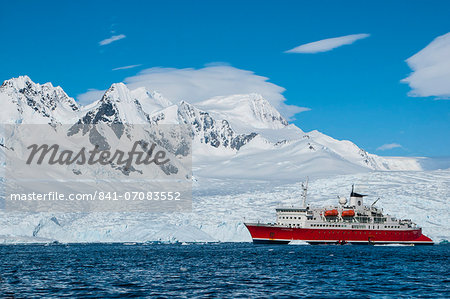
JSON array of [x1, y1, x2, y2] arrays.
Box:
[[377, 143, 402, 151], [77, 89, 105, 106], [123, 66, 309, 119], [99, 34, 126, 46], [285, 34, 370, 54], [401, 32, 450, 99], [76, 66, 309, 119], [112, 64, 142, 71]]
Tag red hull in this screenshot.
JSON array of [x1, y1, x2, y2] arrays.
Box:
[[245, 224, 434, 245]]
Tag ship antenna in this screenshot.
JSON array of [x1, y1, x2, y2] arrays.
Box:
[[371, 197, 380, 208], [301, 177, 309, 208]]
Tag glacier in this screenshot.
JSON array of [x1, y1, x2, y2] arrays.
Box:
[[0, 76, 448, 244]]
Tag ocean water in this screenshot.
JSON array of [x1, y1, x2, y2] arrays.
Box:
[[0, 243, 448, 298]]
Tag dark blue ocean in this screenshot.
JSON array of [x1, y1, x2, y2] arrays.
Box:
[[0, 243, 448, 298]]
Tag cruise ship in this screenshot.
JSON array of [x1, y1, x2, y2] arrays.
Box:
[[245, 182, 434, 245]]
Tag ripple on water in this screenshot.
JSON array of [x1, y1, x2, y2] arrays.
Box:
[[0, 243, 448, 297]]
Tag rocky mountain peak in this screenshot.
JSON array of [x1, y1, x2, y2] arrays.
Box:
[[0, 76, 80, 124], [196, 93, 288, 132]]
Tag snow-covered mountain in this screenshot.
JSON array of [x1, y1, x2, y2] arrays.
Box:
[[0, 76, 80, 125], [0, 76, 448, 244], [196, 93, 288, 132], [0, 76, 426, 180]]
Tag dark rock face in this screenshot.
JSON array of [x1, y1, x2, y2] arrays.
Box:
[[0, 76, 80, 125], [177, 101, 257, 151]]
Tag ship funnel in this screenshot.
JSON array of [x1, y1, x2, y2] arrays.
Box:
[[350, 184, 366, 209]]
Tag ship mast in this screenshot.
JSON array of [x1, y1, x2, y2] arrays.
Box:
[[301, 177, 309, 208]]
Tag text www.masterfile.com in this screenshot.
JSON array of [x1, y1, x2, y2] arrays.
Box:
[[8, 191, 182, 201]]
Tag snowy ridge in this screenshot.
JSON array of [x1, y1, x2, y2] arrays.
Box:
[[76, 83, 150, 125], [0, 75, 80, 124], [0, 76, 432, 175], [0, 76, 448, 244], [177, 101, 258, 151], [196, 93, 288, 132], [130, 88, 173, 115]]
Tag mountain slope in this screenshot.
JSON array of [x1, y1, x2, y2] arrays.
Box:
[[76, 83, 150, 125], [196, 93, 288, 133], [0, 76, 80, 124], [0, 76, 427, 178], [0, 76, 448, 244]]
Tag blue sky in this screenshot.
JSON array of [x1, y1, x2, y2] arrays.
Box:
[[1, 0, 449, 157]]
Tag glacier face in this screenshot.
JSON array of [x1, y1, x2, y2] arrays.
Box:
[[0, 169, 448, 244], [0, 76, 448, 243]]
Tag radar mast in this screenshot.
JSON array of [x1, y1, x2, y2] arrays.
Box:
[[301, 177, 309, 208]]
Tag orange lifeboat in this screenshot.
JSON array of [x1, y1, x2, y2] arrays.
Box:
[[341, 210, 355, 217], [324, 209, 339, 217]]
